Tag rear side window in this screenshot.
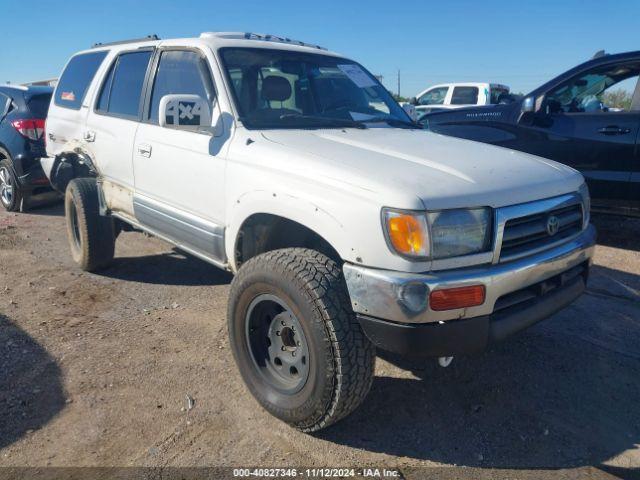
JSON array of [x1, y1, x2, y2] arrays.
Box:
[[27, 94, 53, 118], [96, 50, 152, 118], [0, 93, 10, 117], [148, 50, 215, 124], [450, 86, 479, 105], [55, 51, 108, 110]]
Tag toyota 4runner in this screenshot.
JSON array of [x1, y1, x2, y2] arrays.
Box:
[[43, 32, 596, 432]]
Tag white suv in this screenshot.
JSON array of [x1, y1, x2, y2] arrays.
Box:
[[43, 32, 596, 432]]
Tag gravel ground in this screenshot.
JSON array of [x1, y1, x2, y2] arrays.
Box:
[[0, 203, 638, 480]]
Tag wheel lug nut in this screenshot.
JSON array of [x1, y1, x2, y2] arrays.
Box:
[[281, 346, 286, 351], [276, 331, 280, 336], [297, 341, 301, 346], [281, 320, 286, 326], [292, 351, 296, 357]]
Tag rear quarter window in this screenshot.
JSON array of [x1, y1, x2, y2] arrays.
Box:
[[27, 94, 53, 117], [54, 51, 108, 110]]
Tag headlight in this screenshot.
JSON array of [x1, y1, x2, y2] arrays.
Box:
[[579, 182, 590, 227], [383, 207, 492, 260], [427, 208, 492, 258]]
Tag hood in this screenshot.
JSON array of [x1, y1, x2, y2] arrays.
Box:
[[261, 128, 583, 210]]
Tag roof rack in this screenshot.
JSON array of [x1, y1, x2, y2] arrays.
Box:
[[200, 32, 327, 50], [92, 35, 160, 49]]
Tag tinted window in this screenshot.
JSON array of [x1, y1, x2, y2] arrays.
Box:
[[97, 51, 152, 118], [55, 51, 108, 110], [0, 93, 9, 117], [490, 88, 509, 104], [148, 50, 215, 123], [451, 86, 479, 105], [27, 94, 52, 117], [96, 62, 116, 112], [546, 63, 640, 113], [418, 87, 448, 105]]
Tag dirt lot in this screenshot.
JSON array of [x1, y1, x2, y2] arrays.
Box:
[[0, 203, 639, 479]]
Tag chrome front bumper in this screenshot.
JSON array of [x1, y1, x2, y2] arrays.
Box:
[[343, 224, 596, 325]]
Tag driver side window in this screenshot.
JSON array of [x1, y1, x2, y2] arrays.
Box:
[[148, 50, 216, 124], [418, 87, 448, 106], [546, 63, 640, 114]]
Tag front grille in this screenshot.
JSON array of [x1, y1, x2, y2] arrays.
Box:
[[500, 203, 583, 261]]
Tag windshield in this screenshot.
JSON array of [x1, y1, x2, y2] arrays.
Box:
[[219, 47, 411, 129]]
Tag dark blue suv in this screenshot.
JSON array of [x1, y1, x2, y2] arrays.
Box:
[[0, 85, 53, 211], [421, 51, 640, 217]]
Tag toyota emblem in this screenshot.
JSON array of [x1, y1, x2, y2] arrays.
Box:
[[546, 215, 560, 236]]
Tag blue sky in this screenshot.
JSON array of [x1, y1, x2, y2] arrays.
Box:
[[1, 0, 638, 96]]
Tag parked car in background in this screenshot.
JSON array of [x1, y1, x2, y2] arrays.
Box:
[[421, 51, 640, 216], [0, 85, 53, 211], [412, 82, 511, 115], [43, 32, 594, 432]]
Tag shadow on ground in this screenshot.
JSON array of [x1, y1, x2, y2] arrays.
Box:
[[0, 314, 65, 449], [592, 213, 640, 252], [318, 263, 640, 473], [24, 201, 64, 217], [101, 248, 232, 286]]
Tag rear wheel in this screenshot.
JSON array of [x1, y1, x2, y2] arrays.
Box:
[[65, 178, 115, 271], [228, 248, 375, 432], [0, 160, 22, 212]]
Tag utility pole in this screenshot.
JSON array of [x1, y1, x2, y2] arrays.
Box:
[[397, 69, 400, 98]]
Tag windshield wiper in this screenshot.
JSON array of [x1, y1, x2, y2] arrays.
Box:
[[279, 114, 367, 129], [366, 117, 423, 129]]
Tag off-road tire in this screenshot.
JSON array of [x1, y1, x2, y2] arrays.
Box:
[[65, 178, 115, 272], [228, 248, 375, 432], [0, 159, 22, 212]]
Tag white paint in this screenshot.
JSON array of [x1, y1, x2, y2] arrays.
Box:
[[45, 33, 584, 275]]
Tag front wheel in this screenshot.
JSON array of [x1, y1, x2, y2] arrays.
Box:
[[228, 248, 375, 432]]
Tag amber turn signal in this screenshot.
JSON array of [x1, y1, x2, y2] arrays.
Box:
[[385, 211, 429, 257], [429, 285, 486, 311]]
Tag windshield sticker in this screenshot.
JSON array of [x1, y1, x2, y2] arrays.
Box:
[[60, 91, 76, 102], [337, 64, 377, 88]]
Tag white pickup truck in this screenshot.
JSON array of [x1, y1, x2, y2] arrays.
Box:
[[413, 82, 511, 116], [43, 32, 595, 432]]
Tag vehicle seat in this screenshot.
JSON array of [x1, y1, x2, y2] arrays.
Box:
[[251, 76, 297, 120]]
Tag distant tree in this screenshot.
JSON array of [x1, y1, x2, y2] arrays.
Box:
[[600, 89, 632, 110], [392, 94, 410, 103]]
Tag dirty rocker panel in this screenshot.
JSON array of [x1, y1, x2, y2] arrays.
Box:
[[132, 195, 226, 262]]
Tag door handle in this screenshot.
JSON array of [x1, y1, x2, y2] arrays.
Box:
[[83, 130, 96, 142], [597, 125, 631, 135], [136, 143, 152, 158]]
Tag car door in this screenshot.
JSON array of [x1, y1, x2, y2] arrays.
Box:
[[529, 63, 640, 210], [132, 48, 228, 263], [85, 49, 154, 189]]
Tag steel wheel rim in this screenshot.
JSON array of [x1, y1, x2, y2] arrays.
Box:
[[245, 294, 310, 394], [0, 167, 13, 206]]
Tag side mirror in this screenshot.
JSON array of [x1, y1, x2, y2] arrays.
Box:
[[521, 96, 535, 113], [409, 96, 418, 106], [159, 94, 212, 130]]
